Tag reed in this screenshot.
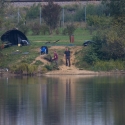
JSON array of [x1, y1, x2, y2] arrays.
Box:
[[92, 60, 125, 71]]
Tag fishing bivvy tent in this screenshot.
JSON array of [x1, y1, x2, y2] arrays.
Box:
[[1, 29, 29, 46]]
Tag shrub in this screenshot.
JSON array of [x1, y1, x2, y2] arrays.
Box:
[[45, 64, 53, 71], [34, 60, 44, 65], [82, 47, 98, 65], [66, 24, 76, 36], [26, 3, 40, 19], [28, 65, 37, 74], [93, 60, 125, 71], [17, 21, 29, 35], [30, 22, 41, 35], [41, 24, 49, 35], [55, 28, 60, 35], [62, 28, 68, 35], [62, 24, 76, 36], [10, 63, 38, 75]]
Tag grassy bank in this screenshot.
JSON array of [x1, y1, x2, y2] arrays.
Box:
[[0, 28, 92, 74], [1, 27, 125, 74]]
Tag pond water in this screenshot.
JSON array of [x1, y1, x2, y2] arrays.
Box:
[[0, 75, 125, 125]]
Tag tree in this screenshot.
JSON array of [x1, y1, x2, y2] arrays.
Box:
[[0, 0, 6, 29], [42, 1, 61, 34], [26, 4, 40, 20], [102, 0, 125, 17]]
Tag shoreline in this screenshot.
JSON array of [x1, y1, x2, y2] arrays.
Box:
[[1, 69, 125, 77]]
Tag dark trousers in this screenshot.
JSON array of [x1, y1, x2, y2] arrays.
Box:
[[66, 56, 70, 67], [53, 59, 58, 66]]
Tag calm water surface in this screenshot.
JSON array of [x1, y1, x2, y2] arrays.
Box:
[[0, 75, 125, 125]]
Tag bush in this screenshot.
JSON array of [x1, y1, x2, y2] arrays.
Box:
[[55, 28, 60, 35], [66, 24, 76, 36], [62, 24, 76, 36], [62, 28, 68, 35], [41, 24, 49, 35], [26, 3, 40, 19], [93, 60, 125, 71], [17, 21, 29, 35], [34, 60, 44, 65], [27, 65, 37, 74], [30, 22, 41, 35], [45, 64, 53, 71], [92, 27, 125, 60], [10, 63, 38, 75], [82, 47, 98, 65]]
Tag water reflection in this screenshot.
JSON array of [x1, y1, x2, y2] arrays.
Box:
[[0, 75, 125, 125]]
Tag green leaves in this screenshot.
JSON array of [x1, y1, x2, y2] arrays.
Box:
[[26, 4, 40, 19], [103, 0, 125, 17]]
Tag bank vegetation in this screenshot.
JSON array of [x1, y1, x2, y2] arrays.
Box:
[[1, 0, 125, 75]]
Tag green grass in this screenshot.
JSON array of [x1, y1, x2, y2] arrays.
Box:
[[27, 28, 93, 46], [92, 60, 125, 71], [0, 28, 93, 69]]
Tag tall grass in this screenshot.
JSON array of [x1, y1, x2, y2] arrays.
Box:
[[92, 60, 125, 71], [10, 63, 38, 75]]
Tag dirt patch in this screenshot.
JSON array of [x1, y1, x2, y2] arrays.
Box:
[[31, 46, 88, 74], [31, 55, 50, 65], [35, 46, 82, 68], [30, 46, 105, 75]]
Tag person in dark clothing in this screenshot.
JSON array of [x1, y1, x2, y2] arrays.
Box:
[[64, 47, 70, 67]]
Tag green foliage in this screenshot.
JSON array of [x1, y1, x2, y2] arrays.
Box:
[[0, 52, 4, 67], [10, 63, 37, 75], [44, 61, 58, 71], [10, 63, 28, 74], [64, 4, 109, 22], [26, 4, 40, 19], [62, 28, 68, 35], [82, 47, 98, 65], [30, 22, 41, 35], [83, 11, 125, 63], [65, 24, 76, 36], [27, 65, 37, 74], [34, 60, 43, 65], [63, 4, 79, 22], [102, 0, 125, 17], [17, 21, 29, 35], [74, 8, 85, 22], [40, 66, 47, 73], [42, 1, 61, 33], [0, 0, 8, 29], [92, 25, 125, 60], [87, 15, 112, 29], [93, 60, 125, 71], [45, 64, 53, 71], [40, 24, 49, 35]]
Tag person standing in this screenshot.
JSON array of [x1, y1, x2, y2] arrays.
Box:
[[52, 50, 58, 66], [64, 47, 70, 67]]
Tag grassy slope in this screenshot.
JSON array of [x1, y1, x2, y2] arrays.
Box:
[[0, 28, 93, 68]]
